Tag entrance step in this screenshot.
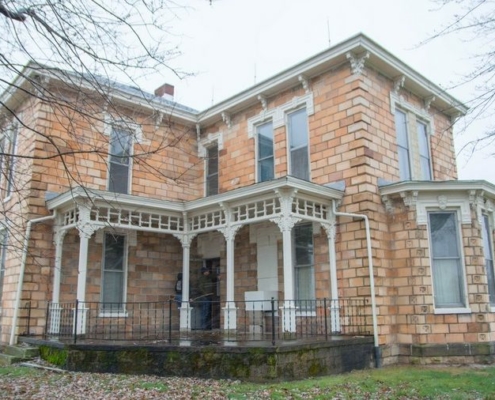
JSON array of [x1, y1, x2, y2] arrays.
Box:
[[0, 344, 39, 366]]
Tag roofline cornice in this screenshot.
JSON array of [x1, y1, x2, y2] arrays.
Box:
[[379, 180, 495, 198]]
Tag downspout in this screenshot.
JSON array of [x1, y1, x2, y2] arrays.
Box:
[[10, 212, 57, 345], [332, 200, 380, 368]]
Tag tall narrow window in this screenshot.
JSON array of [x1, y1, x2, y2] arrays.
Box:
[[257, 121, 274, 182], [417, 121, 432, 180], [102, 234, 126, 312], [288, 108, 310, 181], [108, 127, 132, 194], [0, 228, 7, 303], [0, 126, 18, 198], [206, 144, 218, 196], [395, 109, 411, 181], [428, 212, 466, 308], [482, 214, 495, 306], [293, 223, 315, 309]]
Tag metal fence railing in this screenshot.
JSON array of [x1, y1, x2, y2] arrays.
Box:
[[42, 298, 372, 345]]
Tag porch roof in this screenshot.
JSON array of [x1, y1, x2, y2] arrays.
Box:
[[46, 176, 344, 235]]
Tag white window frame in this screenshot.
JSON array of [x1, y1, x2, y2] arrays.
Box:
[[0, 123, 18, 202], [286, 107, 311, 181], [100, 232, 128, 317], [427, 209, 470, 314], [481, 212, 495, 310], [255, 120, 275, 183]]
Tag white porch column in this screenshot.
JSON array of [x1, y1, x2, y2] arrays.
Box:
[[322, 221, 340, 333], [49, 227, 67, 335], [74, 203, 96, 335], [174, 227, 196, 331], [219, 203, 242, 331], [270, 188, 300, 333]]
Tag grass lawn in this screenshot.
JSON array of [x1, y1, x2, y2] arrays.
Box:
[[1, 364, 494, 399]]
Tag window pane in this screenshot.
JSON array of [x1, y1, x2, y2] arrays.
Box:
[[398, 147, 411, 181], [290, 147, 309, 181], [395, 110, 408, 147], [110, 128, 132, 164], [206, 145, 219, 195], [429, 212, 465, 308], [288, 108, 310, 180], [108, 163, 129, 194], [430, 213, 459, 258], [417, 121, 432, 180], [102, 234, 126, 310], [482, 215, 495, 305], [293, 224, 315, 307], [104, 234, 125, 271], [0, 229, 7, 302], [259, 158, 274, 181]]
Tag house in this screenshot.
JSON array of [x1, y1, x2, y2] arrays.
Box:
[[1, 33, 494, 368]]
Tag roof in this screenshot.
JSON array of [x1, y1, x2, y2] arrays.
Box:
[[1, 33, 468, 127]]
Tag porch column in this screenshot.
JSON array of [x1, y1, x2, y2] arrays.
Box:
[[322, 221, 340, 333], [74, 203, 96, 335], [49, 227, 67, 335], [270, 188, 300, 333], [219, 223, 242, 331], [174, 228, 196, 331]]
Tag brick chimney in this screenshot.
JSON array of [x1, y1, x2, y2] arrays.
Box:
[[154, 83, 174, 101]]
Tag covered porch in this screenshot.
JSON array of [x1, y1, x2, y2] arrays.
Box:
[[40, 176, 375, 343]]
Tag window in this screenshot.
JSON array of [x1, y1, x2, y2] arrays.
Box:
[[417, 121, 432, 180], [206, 144, 218, 196], [108, 127, 132, 194], [288, 108, 310, 181], [257, 121, 274, 182], [482, 214, 495, 306], [0, 228, 7, 303], [293, 223, 315, 309], [0, 125, 18, 198], [428, 211, 466, 309], [101, 233, 127, 312], [395, 109, 411, 181]]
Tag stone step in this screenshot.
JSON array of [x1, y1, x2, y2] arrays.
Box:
[[4, 345, 39, 359], [0, 353, 24, 366]]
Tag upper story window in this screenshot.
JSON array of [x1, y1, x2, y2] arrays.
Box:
[[293, 223, 315, 309], [257, 121, 274, 182], [206, 144, 219, 196], [0, 125, 18, 199], [428, 211, 466, 309], [288, 108, 310, 181], [108, 127, 132, 194], [481, 214, 495, 306], [417, 120, 432, 180], [101, 233, 127, 313], [395, 109, 411, 181]]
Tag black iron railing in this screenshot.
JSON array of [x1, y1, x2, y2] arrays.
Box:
[[44, 298, 372, 344]]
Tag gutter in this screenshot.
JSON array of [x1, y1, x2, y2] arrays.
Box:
[[10, 212, 57, 345], [332, 200, 381, 368]]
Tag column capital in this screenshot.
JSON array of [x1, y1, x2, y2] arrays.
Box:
[[219, 224, 242, 242], [270, 216, 301, 233], [76, 221, 100, 240], [173, 233, 197, 248], [321, 221, 336, 240]]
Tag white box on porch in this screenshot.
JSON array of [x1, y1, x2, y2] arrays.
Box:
[[244, 291, 278, 311]]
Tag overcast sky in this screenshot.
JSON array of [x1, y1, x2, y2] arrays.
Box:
[[137, 0, 494, 184]]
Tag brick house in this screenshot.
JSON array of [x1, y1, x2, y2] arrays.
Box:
[[1, 33, 494, 366]]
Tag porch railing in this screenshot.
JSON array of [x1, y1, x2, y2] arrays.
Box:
[[44, 298, 372, 345]]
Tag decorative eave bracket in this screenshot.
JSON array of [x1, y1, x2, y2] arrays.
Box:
[[222, 112, 232, 129], [346, 51, 370, 75]]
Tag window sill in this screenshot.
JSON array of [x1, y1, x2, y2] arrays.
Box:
[[434, 307, 471, 315], [98, 312, 128, 318]]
